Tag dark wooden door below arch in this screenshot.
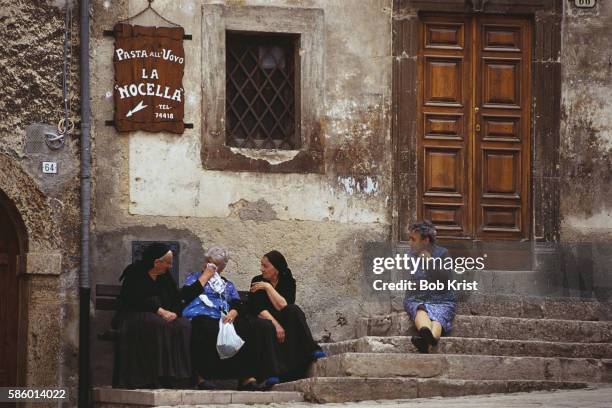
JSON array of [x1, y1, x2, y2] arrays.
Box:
[[0, 207, 19, 386]]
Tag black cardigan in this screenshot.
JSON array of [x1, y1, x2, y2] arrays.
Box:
[[248, 274, 296, 319], [116, 266, 183, 315]]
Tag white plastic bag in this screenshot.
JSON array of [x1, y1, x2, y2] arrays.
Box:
[[216, 315, 245, 359]]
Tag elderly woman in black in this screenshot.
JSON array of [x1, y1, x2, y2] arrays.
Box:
[[112, 243, 192, 389], [249, 250, 326, 384]]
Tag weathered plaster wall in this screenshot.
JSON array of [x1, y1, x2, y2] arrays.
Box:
[[0, 0, 80, 403], [90, 0, 393, 370], [560, 0, 612, 241]]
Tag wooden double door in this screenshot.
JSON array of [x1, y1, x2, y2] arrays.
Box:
[[0, 208, 19, 386], [417, 14, 532, 240]]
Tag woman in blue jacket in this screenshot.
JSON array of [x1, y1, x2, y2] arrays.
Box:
[[403, 220, 457, 353], [181, 246, 279, 390]]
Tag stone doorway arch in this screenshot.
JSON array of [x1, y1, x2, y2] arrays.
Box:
[[0, 153, 64, 387]]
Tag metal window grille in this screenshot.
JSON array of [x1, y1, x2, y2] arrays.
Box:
[[226, 32, 299, 149]]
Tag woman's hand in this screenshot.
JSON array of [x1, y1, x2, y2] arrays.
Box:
[[157, 307, 177, 322], [198, 263, 217, 285], [223, 309, 238, 324], [273, 322, 286, 343], [250, 281, 272, 293]]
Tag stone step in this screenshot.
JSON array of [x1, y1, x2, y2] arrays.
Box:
[[92, 387, 303, 407], [356, 313, 612, 343], [322, 336, 612, 359], [454, 294, 612, 321], [308, 353, 611, 383], [274, 377, 590, 403]]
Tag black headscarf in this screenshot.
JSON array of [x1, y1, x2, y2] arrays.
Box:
[[264, 250, 294, 280], [119, 242, 171, 281]]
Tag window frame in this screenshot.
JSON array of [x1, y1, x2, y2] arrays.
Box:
[[202, 5, 324, 173]]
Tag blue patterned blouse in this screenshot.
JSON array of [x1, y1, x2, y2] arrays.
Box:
[[181, 272, 241, 320]]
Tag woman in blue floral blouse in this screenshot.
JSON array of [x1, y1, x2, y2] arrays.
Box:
[[181, 246, 277, 390]]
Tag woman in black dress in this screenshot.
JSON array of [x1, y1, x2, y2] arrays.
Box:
[[112, 243, 192, 389], [249, 250, 326, 384]]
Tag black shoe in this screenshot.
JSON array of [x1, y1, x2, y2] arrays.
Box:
[[237, 380, 267, 391], [418, 326, 439, 347], [196, 379, 217, 390], [411, 335, 429, 353]]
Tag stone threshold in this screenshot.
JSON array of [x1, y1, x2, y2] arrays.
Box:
[[93, 387, 304, 407]]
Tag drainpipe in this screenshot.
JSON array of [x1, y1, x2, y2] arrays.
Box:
[[78, 0, 91, 406]]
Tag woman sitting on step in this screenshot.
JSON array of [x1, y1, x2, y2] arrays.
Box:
[[112, 243, 192, 389], [248, 250, 326, 384], [403, 220, 457, 353], [181, 246, 277, 391]]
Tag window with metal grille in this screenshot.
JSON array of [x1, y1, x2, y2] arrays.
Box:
[[226, 32, 300, 149]]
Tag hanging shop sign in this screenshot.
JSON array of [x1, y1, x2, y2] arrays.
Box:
[[113, 23, 185, 134]]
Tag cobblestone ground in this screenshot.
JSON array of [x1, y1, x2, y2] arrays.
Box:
[[171, 385, 612, 408]]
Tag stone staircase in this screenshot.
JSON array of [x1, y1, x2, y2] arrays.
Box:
[[275, 295, 612, 403]]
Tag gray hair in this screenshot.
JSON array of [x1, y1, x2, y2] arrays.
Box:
[[204, 246, 229, 265], [409, 220, 437, 244]]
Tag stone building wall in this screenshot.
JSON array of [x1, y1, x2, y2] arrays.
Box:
[[89, 0, 395, 362], [560, 0, 612, 241], [0, 0, 81, 404]]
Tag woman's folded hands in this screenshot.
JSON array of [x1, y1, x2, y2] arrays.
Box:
[[157, 307, 177, 322]]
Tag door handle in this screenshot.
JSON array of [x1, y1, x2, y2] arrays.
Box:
[[476, 124, 481, 132]]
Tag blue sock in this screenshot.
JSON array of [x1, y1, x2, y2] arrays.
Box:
[[264, 376, 280, 387]]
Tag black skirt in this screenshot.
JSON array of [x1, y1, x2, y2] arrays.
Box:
[[191, 315, 283, 382], [113, 312, 192, 388], [251, 304, 322, 382]]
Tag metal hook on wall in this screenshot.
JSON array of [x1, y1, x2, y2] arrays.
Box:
[[119, 0, 180, 27]]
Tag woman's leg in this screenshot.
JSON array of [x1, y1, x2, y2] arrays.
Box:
[[431, 321, 443, 340], [164, 316, 193, 388], [415, 306, 442, 340], [413, 306, 442, 352], [191, 316, 222, 383], [230, 316, 258, 385], [277, 304, 321, 381], [248, 317, 284, 382], [414, 308, 433, 331]]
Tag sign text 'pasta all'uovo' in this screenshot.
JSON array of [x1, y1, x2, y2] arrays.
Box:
[[113, 23, 185, 134]]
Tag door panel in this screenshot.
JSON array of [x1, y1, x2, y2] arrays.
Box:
[[475, 16, 531, 239], [482, 58, 522, 108], [418, 14, 531, 240], [424, 57, 464, 106], [418, 15, 472, 239], [0, 210, 19, 386], [424, 22, 465, 50]]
